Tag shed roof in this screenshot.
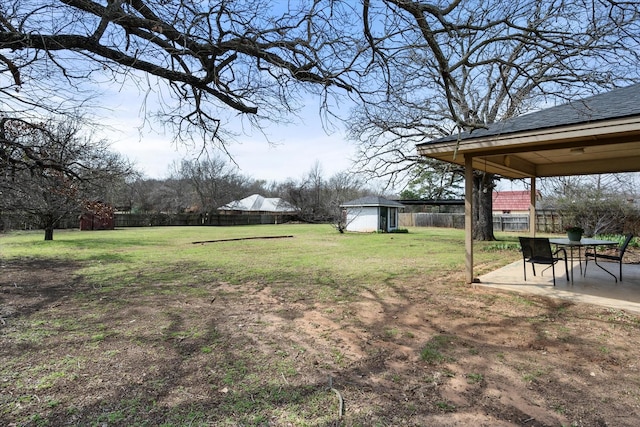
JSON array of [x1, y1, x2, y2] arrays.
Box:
[[416, 84, 640, 179], [218, 194, 298, 212], [341, 196, 404, 208]]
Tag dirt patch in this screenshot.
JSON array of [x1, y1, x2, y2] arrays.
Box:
[[2, 254, 640, 426]]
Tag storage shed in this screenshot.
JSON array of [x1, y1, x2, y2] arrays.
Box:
[[79, 202, 115, 231], [341, 196, 404, 232]]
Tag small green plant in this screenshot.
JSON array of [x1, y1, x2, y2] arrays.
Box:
[[523, 368, 546, 383], [420, 334, 454, 364], [331, 348, 346, 366], [420, 346, 445, 364], [552, 403, 567, 414], [482, 242, 520, 251], [107, 411, 126, 423], [90, 333, 106, 342], [384, 328, 399, 339], [512, 295, 535, 307], [28, 414, 47, 426], [466, 373, 483, 384], [37, 371, 66, 390], [435, 401, 456, 412]]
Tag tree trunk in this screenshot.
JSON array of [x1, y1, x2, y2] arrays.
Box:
[[472, 172, 496, 241], [41, 213, 56, 241], [44, 226, 54, 241]]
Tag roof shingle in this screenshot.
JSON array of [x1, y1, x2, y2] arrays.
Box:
[[421, 83, 640, 145], [492, 191, 537, 211]]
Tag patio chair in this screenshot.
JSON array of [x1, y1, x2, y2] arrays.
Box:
[[519, 237, 569, 286], [584, 233, 634, 283]]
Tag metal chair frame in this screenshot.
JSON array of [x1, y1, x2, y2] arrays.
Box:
[[519, 237, 569, 286], [584, 233, 634, 283]]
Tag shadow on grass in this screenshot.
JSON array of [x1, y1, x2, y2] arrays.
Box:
[[0, 258, 88, 319], [2, 258, 640, 426]]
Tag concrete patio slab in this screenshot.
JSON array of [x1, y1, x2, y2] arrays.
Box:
[[477, 259, 640, 314]]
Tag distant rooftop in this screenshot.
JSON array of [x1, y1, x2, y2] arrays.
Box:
[[218, 194, 298, 213], [493, 191, 539, 212]]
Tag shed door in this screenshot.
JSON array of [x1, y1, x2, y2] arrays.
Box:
[[379, 207, 388, 231], [389, 207, 397, 229]]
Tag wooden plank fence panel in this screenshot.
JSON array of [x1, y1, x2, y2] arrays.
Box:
[[2, 210, 566, 232], [400, 213, 465, 229], [400, 212, 560, 233], [112, 213, 297, 227]]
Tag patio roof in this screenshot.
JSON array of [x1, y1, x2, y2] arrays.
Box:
[[415, 84, 640, 284], [416, 84, 640, 179]]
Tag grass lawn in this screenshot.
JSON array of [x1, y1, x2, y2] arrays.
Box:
[[1, 224, 492, 284], [2, 225, 640, 426]]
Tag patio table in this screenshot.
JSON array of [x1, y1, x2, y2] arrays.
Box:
[[549, 238, 618, 283]]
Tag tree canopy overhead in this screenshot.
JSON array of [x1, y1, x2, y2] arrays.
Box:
[[1, 0, 360, 147], [347, 0, 640, 239], [351, 0, 640, 184], [3, 0, 640, 188]]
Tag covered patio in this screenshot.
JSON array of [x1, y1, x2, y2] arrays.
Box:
[[416, 84, 640, 309], [479, 259, 640, 314]]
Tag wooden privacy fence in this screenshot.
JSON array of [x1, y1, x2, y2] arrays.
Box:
[[2, 210, 565, 232], [400, 212, 465, 229], [493, 215, 528, 231], [0, 212, 79, 231], [1, 212, 298, 231], [113, 213, 297, 227], [399, 210, 563, 233]]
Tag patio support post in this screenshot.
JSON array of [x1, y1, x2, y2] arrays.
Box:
[[530, 177, 537, 236], [465, 155, 474, 284]]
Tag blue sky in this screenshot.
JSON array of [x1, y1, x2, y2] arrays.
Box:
[[99, 91, 358, 182], [98, 92, 529, 192]]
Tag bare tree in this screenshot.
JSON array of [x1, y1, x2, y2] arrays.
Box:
[[276, 162, 367, 223], [172, 157, 251, 211], [539, 173, 640, 235], [348, 0, 640, 239], [544, 175, 639, 236], [540, 174, 640, 200], [1, 0, 359, 151], [0, 116, 134, 240], [327, 171, 368, 232]]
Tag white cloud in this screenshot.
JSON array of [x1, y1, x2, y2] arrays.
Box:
[[97, 85, 358, 182], [229, 128, 356, 182]]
